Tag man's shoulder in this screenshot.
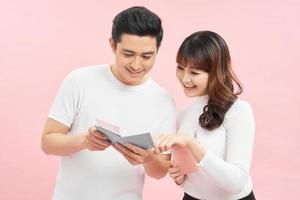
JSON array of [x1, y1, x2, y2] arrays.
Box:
[[147, 79, 175, 106], [148, 79, 169, 94], [69, 64, 108, 78]]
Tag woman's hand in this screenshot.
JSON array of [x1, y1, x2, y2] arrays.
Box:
[[153, 134, 191, 153], [168, 164, 186, 185]]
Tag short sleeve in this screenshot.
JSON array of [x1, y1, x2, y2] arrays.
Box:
[[48, 72, 80, 128]]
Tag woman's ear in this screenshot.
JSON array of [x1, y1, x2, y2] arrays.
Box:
[[109, 38, 116, 53]]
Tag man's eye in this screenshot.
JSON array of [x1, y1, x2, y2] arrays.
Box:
[[123, 53, 133, 57], [142, 55, 151, 59]]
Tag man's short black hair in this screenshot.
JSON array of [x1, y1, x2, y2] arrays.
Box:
[[112, 6, 163, 49]]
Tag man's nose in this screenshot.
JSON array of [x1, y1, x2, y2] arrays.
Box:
[[130, 57, 142, 71]]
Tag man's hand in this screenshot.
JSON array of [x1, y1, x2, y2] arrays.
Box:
[[84, 127, 111, 151], [112, 143, 153, 165]]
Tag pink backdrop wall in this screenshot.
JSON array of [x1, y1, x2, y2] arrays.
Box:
[[1, 0, 299, 199]]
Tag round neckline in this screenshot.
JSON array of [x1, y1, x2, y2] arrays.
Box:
[[105, 64, 152, 91], [193, 95, 209, 106]]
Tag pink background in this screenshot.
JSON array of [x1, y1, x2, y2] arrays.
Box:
[[1, 0, 299, 199]]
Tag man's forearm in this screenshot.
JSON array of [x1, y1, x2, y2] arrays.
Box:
[[41, 133, 86, 156]]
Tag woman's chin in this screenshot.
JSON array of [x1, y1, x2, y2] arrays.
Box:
[[184, 90, 198, 97]]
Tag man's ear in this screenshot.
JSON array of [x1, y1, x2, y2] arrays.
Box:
[[109, 38, 117, 53]]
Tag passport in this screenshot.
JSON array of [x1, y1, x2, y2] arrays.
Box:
[[95, 119, 154, 150]]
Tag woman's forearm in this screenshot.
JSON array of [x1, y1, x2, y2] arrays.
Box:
[[143, 153, 171, 179]]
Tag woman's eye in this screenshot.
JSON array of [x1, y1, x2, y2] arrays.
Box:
[[177, 66, 184, 70], [191, 71, 200, 75]]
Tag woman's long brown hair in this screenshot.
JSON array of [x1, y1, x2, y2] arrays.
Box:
[[177, 31, 243, 130]]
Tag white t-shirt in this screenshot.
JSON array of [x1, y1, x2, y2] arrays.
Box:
[[178, 95, 255, 200], [48, 64, 176, 200]]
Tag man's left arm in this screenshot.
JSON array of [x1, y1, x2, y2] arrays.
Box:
[[113, 101, 177, 178], [113, 143, 172, 179]]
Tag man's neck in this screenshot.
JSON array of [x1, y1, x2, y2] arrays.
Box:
[[110, 64, 148, 86]]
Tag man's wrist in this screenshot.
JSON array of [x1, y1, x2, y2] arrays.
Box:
[[75, 134, 88, 150], [142, 151, 156, 165]]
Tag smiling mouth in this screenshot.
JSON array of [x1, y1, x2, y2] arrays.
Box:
[[126, 68, 144, 76], [183, 84, 196, 89]]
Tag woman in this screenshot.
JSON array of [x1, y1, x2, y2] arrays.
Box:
[[155, 31, 256, 200]]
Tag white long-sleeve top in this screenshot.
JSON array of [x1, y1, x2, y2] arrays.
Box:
[[178, 95, 255, 200]]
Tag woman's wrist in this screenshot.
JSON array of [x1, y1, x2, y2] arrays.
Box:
[[186, 138, 206, 162], [175, 174, 186, 186]]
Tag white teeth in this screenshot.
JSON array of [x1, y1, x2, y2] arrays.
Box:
[[184, 85, 195, 88]]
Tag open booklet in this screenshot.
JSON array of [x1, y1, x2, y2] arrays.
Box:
[[95, 119, 197, 173], [95, 119, 154, 150]]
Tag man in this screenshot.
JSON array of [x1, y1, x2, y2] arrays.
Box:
[[41, 6, 176, 200]]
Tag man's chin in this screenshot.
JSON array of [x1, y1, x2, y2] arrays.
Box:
[[124, 76, 144, 85]]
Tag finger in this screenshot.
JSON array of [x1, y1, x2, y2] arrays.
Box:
[[121, 152, 140, 165], [168, 168, 181, 174], [147, 147, 156, 154], [175, 175, 185, 185], [88, 140, 108, 150], [87, 134, 111, 146], [88, 145, 105, 151], [113, 144, 140, 165], [158, 143, 168, 153], [156, 136, 173, 152], [113, 144, 126, 155], [91, 130, 108, 140], [87, 136, 110, 148], [89, 126, 109, 140], [168, 167, 180, 174], [124, 143, 147, 156], [166, 137, 177, 149], [88, 146, 95, 151], [155, 136, 167, 152], [169, 170, 181, 177], [88, 143, 106, 151], [154, 146, 162, 154], [162, 136, 175, 150], [166, 160, 174, 168], [88, 126, 96, 133], [114, 143, 144, 163], [169, 172, 181, 179]]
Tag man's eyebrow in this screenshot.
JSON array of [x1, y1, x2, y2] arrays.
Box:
[[141, 51, 155, 55], [122, 48, 155, 55], [122, 49, 135, 53]]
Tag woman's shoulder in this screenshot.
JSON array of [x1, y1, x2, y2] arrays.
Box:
[[224, 99, 255, 125], [230, 99, 253, 112]]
